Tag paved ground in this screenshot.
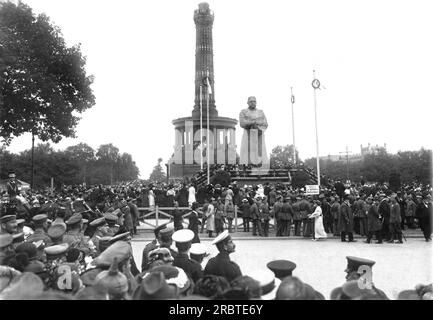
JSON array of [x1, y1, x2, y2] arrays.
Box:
[[131, 235, 433, 300]]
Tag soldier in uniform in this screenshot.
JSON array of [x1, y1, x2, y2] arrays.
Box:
[[300, 196, 312, 237], [25, 214, 52, 247], [184, 202, 200, 243], [274, 196, 284, 236], [89, 217, 110, 254], [330, 256, 388, 299], [172, 229, 203, 283], [238, 198, 251, 232], [104, 213, 120, 237], [330, 196, 341, 236], [365, 196, 383, 244], [6, 171, 20, 202], [388, 195, 403, 243], [0, 234, 15, 265], [141, 224, 170, 272], [259, 197, 271, 237], [0, 214, 18, 235], [204, 230, 242, 283], [280, 197, 293, 236], [378, 194, 391, 241], [292, 197, 302, 236], [47, 224, 66, 245], [250, 197, 262, 236], [339, 195, 356, 242], [63, 212, 93, 256]]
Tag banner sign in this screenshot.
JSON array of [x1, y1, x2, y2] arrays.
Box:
[[305, 185, 320, 195]]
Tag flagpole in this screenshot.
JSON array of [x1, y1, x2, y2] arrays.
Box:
[[200, 85, 203, 170], [291, 87, 296, 165], [312, 70, 321, 186], [205, 70, 212, 186], [206, 86, 210, 185]]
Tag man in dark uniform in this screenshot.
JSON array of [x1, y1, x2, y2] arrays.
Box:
[[365, 196, 383, 244], [274, 196, 284, 236], [339, 195, 356, 242], [250, 197, 262, 236], [104, 213, 120, 236], [415, 194, 432, 242], [25, 214, 52, 246], [0, 214, 18, 235], [172, 229, 203, 283], [280, 197, 293, 236], [204, 230, 242, 283], [378, 194, 391, 241], [330, 256, 388, 299], [140, 223, 170, 272], [63, 212, 93, 255], [292, 197, 302, 236], [238, 198, 251, 232], [300, 196, 312, 237], [388, 195, 403, 243], [330, 196, 340, 236], [6, 171, 20, 201], [184, 202, 200, 243]]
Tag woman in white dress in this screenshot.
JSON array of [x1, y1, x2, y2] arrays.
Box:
[[308, 200, 327, 241], [188, 184, 196, 207]]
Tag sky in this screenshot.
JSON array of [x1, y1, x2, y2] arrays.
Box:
[[4, 0, 433, 178]]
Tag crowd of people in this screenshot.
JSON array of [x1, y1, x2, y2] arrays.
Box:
[[0, 170, 432, 300]]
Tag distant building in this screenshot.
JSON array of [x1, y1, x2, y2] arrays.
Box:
[[360, 143, 387, 156], [320, 143, 387, 162]]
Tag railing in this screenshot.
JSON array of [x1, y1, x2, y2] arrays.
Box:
[[137, 205, 275, 232]]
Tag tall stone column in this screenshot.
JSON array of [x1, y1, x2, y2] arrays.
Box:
[[192, 2, 218, 119]]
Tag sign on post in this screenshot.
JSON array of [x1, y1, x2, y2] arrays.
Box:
[[305, 185, 320, 195]]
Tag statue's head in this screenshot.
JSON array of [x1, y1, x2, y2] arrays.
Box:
[[247, 96, 257, 109]]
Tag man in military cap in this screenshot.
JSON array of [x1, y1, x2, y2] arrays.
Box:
[[0, 234, 15, 265], [330, 196, 341, 236], [0, 214, 18, 235], [388, 195, 403, 243], [90, 217, 110, 253], [172, 229, 203, 283], [292, 197, 302, 236], [280, 197, 293, 237], [6, 171, 20, 201], [250, 197, 262, 236], [415, 193, 432, 242], [204, 230, 242, 282], [274, 196, 284, 236], [339, 195, 356, 242], [47, 224, 66, 245], [25, 214, 52, 247], [104, 213, 120, 236], [63, 212, 93, 255], [330, 256, 388, 299], [378, 193, 391, 241], [238, 198, 251, 233], [365, 196, 382, 244], [267, 259, 297, 280], [300, 196, 312, 237], [141, 223, 171, 272]]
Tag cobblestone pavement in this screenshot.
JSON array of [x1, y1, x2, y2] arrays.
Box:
[[132, 236, 433, 300]]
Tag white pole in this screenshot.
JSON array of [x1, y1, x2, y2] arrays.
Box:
[[312, 70, 321, 186], [291, 86, 296, 165], [200, 85, 203, 170], [207, 89, 210, 185]]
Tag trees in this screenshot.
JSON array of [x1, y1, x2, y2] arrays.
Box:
[[149, 158, 166, 183], [0, 2, 95, 145], [0, 143, 140, 188], [270, 144, 299, 167]]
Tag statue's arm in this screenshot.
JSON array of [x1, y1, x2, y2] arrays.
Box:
[[257, 111, 268, 131], [239, 110, 252, 129]]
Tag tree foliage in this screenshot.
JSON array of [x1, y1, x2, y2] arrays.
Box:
[[270, 144, 299, 167], [303, 148, 432, 185], [149, 158, 166, 183], [0, 2, 95, 145], [0, 142, 140, 189]]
